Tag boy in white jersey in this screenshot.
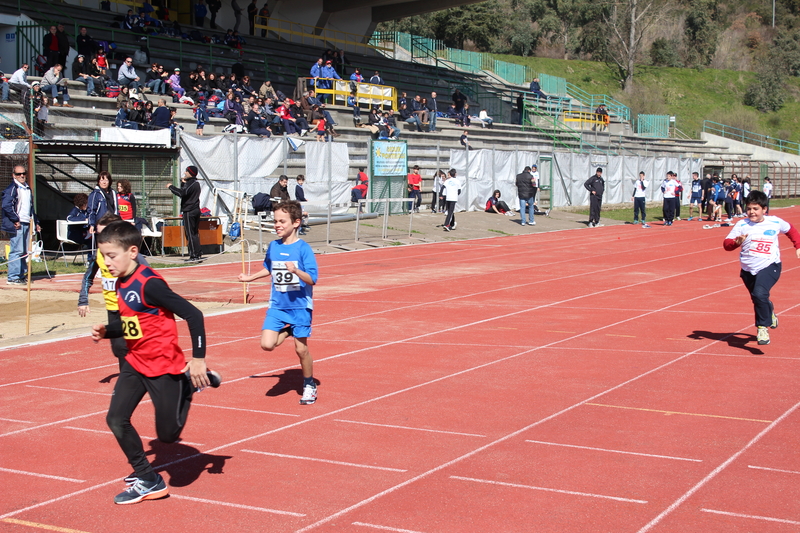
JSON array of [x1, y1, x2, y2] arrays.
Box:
[[238, 201, 320, 404], [763, 177, 773, 213], [723, 191, 800, 345]]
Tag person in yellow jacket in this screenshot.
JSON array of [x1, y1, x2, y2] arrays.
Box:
[[78, 213, 149, 369]]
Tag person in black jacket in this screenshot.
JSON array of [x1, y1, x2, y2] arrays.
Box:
[[516, 166, 536, 226], [584, 167, 605, 227], [167, 166, 203, 262]]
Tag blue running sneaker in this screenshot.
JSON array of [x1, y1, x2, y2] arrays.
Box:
[[114, 474, 168, 505]]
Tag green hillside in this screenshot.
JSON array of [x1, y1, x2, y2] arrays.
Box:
[[492, 54, 800, 142]]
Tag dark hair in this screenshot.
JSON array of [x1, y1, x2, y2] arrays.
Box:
[[278, 174, 288, 181], [493, 189, 501, 196], [296, 174, 305, 181], [117, 179, 132, 194], [746, 190, 769, 208], [448, 168, 457, 177], [273, 200, 303, 222], [97, 212, 123, 227], [97, 170, 112, 187], [73, 193, 89, 208], [96, 220, 141, 249]]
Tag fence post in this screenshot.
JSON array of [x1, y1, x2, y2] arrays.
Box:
[[283, 132, 288, 175], [464, 143, 470, 212], [233, 129, 239, 191]]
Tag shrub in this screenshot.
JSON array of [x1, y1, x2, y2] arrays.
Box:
[[650, 38, 683, 67], [743, 70, 787, 112]]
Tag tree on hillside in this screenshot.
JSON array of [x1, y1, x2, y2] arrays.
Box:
[[603, 0, 663, 90], [744, 62, 786, 112], [684, 0, 720, 67], [770, 29, 800, 75], [535, 0, 596, 59]]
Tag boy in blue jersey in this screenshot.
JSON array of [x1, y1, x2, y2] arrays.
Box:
[[687, 172, 703, 220], [238, 200, 319, 404]]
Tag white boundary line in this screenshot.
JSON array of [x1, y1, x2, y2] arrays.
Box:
[[240, 450, 407, 473], [747, 465, 800, 475], [0, 363, 118, 389], [0, 467, 85, 483], [450, 476, 647, 504], [168, 494, 305, 517], [335, 419, 486, 438], [700, 508, 800, 525], [62, 426, 204, 447], [0, 418, 33, 424], [352, 522, 427, 533], [191, 403, 300, 417], [26, 385, 109, 396], [524, 440, 702, 462]]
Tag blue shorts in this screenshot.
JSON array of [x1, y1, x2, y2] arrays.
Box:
[[690, 195, 702, 204], [263, 307, 313, 338]]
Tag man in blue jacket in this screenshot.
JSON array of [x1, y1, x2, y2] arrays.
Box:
[[2, 165, 41, 285], [318, 60, 340, 103]]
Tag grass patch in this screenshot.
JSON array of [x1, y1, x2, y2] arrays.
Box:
[[487, 228, 515, 235], [0, 256, 203, 278]]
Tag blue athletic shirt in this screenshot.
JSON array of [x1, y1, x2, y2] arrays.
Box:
[[690, 179, 703, 199], [264, 239, 318, 310]]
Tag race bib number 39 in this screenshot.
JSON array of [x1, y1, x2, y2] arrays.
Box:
[[272, 261, 301, 292], [120, 315, 143, 339]]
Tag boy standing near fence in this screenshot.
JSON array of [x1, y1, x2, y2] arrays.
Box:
[[723, 191, 800, 345], [238, 201, 319, 405]]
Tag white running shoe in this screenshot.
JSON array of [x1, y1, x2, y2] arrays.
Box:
[[300, 384, 317, 405]]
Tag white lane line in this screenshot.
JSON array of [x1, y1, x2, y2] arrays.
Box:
[[748, 465, 800, 475], [352, 522, 427, 533], [0, 467, 85, 483], [192, 403, 300, 417], [240, 450, 407, 473], [336, 419, 486, 438], [700, 508, 800, 525], [525, 440, 703, 463], [0, 409, 109, 438], [26, 385, 109, 396], [0, 418, 33, 424], [169, 494, 305, 517], [636, 398, 800, 533], [0, 363, 117, 389], [63, 426, 203, 446], [450, 476, 648, 504]]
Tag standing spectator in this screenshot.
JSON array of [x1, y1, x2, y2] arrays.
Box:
[[516, 166, 535, 226], [350, 67, 363, 83], [72, 55, 98, 96], [294, 175, 307, 202], [407, 165, 422, 212], [195, 0, 207, 27], [631, 171, 650, 227], [584, 167, 605, 227], [701, 172, 713, 214], [0, 73, 8, 103], [167, 166, 203, 262], [442, 169, 460, 232], [208, 0, 221, 28], [660, 171, 678, 226], [247, 0, 257, 35], [459, 130, 473, 150], [42, 26, 61, 71], [708, 175, 724, 222], [42, 64, 73, 107], [56, 24, 70, 70], [763, 177, 773, 213], [688, 172, 704, 220], [87, 171, 119, 231], [531, 164, 540, 210], [259, 2, 270, 36], [428, 91, 439, 132], [516, 93, 524, 125], [118, 57, 141, 91], [309, 58, 323, 90], [369, 71, 383, 85], [431, 169, 446, 213], [23, 82, 43, 129], [8, 63, 30, 103], [76, 27, 96, 58], [452, 88, 467, 113], [2, 165, 41, 285], [116, 179, 150, 232], [348, 91, 361, 126], [594, 104, 609, 131], [318, 60, 341, 103], [34, 95, 49, 138], [231, 0, 243, 32]]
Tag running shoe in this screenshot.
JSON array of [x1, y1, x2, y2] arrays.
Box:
[[757, 326, 770, 345], [642, 224, 651, 228], [771, 313, 778, 329], [300, 384, 317, 405], [114, 474, 168, 505]]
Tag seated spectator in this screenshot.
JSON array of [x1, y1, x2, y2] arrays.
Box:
[[223, 91, 244, 125], [287, 98, 311, 134], [258, 79, 276, 100], [446, 104, 459, 118], [399, 103, 422, 132], [128, 99, 148, 128], [149, 98, 171, 129], [6, 63, 30, 103], [379, 111, 398, 139], [72, 55, 98, 96], [116, 179, 152, 232], [145, 63, 167, 95], [486, 190, 514, 216], [398, 91, 408, 108], [41, 64, 72, 107], [411, 94, 429, 124], [351, 175, 368, 203], [124, 9, 144, 33], [270, 175, 290, 204], [239, 75, 255, 97], [247, 102, 271, 137], [116, 85, 131, 109], [117, 57, 142, 91], [456, 103, 472, 127], [478, 108, 494, 128], [115, 101, 138, 129], [66, 193, 91, 246], [529, 77, 548, 100], [460, 130, 473, 150], [168, 68, 185, 99]]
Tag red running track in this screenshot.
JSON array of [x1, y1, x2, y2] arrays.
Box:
[[3, 210, 800, 533]]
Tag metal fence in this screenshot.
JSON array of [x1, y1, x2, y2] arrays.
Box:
[[703, 120, 800, 156], [637, 114, 670, 138]]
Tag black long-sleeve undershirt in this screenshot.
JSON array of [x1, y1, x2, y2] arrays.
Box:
[[105, 275, 206, 359]]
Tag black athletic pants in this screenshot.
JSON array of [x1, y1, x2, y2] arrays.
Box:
[[183, 208, 202, 259], [663, 197, 676, 223], [633, 197, 646, 222], [589, 194, 602, 224], [107, 310, 128, 370], [444, 200, 456, 228], [740, 262, 781, 328], [106, 360, 193, 479]]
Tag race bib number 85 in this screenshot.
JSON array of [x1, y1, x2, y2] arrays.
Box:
[[749, 239, 773, 255], [120, 315, 143, 339], [272, 261, 301, 292]]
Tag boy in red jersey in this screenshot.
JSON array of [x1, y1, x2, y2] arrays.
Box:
[[91, 221, 220, 505], [723, 191, 800, 345]]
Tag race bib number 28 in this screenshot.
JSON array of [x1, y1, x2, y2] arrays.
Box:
[[272, 261, 301, 292], [120, 315, 143, 339]]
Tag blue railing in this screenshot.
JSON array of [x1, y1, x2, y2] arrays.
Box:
[[566, 82, 630, 122], [637, 114, 670, 138], [703, 121, 800, 155]]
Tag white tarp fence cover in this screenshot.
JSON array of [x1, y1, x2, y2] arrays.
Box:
[[0, 141, 29, 154], [448, 148, 539, 211], [304, 141, 351, 214], [551, 153, 704, 207], [100, 127, 171, 146], [333, 80, 393, 108]]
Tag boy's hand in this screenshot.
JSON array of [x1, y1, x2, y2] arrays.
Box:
[[796, 248, 800, 259], [183, 358, 209, 389], [78, 305, 90, 317], [91, 324, 106, 342], [237, 273, 251, 282], [735, 234, 748, 246], [285, 261, 297, 274]]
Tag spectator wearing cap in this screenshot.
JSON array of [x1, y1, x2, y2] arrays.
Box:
[[72, 54, 98, 96], [167, 166, 204, 262], [318, 60, 341, 103], [118, 57, 141, 91], [168, 68, 185, 99]]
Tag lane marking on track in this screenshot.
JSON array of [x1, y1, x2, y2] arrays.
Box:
[[0, 418, 34, 424], [26, 385, 109, 397], [450, 476, 648, 504], [748, 465, 800, 475], [606, 334, 636, 337], [352, 522, 427, 533], [241, 450, 407, 472], [699, 508, 800, 525], [524, 440, 703, 462], [585, 403, 772, 424], [546, 330, 576, 333], [0, 518, 92, 533], [63, 426, 204, 446], [335, 419, 486, 438], [666, 338, 701, 341], [191, 403, 301, 417], [169, 494, 305, 516], [0, 363, 118, 389], [0, 409, 109, 438], [0, 467, 85, 483], [495, 327, 517, 330], [636, 397, 800, 533]]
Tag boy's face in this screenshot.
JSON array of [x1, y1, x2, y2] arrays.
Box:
[[273, 208, 300, 239], [98, 242, 138, 277], [746, 203, 767, 223]]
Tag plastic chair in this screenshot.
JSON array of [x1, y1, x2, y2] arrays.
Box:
[[140, 217, 163, 256], [56, 220, 87, 266]]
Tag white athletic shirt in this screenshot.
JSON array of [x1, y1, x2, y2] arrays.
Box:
[[531, 171, 540, 187], [661, 179, 677, 199], [763, 182, 773, 198], [633, 179, 648, 198], [443, 177, 461, 201], [726, 216, 791, 274]]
